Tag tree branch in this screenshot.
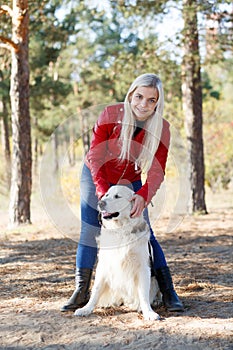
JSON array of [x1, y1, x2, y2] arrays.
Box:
[[0, 5, 13, 17], [0, 35, 19, 52], [0, 43, 11, 51]]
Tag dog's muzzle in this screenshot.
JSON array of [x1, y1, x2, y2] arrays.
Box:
[[98, 199, 119, 220]]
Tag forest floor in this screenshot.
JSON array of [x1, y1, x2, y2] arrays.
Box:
[[0, 188, 232, 350]]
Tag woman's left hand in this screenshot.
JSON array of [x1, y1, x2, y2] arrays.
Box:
[[130, 194, 146, 218]]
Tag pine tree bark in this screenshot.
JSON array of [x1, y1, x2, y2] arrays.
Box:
[[9, 0, 32, 225], [0, 94, 11, 190], [181, 0, 207, 214]]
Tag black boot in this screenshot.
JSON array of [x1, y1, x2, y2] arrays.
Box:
[[156, 266, 184, 312], [60, 268, 92, 312]]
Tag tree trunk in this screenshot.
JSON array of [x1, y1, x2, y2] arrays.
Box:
[[79, 110, 90, 155], [181, 0, 207, 214], [52, 131, 59, 174], [74, 82, 90, 155], [0, 95, 11, 190], [33, 116, 38, 175], [9, 0, 32, 226]]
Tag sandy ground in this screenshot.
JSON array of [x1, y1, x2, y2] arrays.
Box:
[[0, 189, 233, 350]]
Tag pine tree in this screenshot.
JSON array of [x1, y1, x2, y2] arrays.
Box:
[[0, 0, 32, 225], [181, 0, 207, 213]]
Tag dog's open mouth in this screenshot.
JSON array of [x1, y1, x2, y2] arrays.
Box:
[[102, 211, 119, 220]]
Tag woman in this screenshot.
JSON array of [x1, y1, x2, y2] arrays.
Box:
[[61, 73, 184, 312]]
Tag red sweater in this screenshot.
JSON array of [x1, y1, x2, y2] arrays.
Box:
[[85, 103, 170, 204]]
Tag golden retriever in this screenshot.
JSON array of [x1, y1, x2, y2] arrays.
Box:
[[74, 185, 161, 320]]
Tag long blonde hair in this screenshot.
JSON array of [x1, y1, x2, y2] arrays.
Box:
[[119, 73, 164, 172]]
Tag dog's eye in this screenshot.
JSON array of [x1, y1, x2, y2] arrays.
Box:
[[114, 194, 121, 199]]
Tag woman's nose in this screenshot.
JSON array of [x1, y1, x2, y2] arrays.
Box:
[[140, 99, 147, 107]]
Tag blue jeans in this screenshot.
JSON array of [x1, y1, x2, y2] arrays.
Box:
[[76, 164, 167, 270]]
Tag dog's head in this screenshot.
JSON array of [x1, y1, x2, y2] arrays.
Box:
[[98, 185, 134, 228]]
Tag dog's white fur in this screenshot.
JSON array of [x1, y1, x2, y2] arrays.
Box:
[[74, 185, 161, 321]]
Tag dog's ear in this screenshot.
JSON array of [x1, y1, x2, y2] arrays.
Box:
[[98, 211, 102, 226]]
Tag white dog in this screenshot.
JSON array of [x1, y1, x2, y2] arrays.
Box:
[[74, 185, 161, 321]]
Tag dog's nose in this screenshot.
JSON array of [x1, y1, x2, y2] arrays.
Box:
[[98, 200, 106, 210]]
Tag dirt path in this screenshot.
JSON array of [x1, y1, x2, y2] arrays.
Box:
[[0, 193, 233, 350]]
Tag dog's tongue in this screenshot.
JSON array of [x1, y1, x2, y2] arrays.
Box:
[[102, 211, 119, 219], [102, 211, 112, 218]]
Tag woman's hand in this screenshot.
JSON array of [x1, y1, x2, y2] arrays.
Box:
[[130, 194, 146, 218]]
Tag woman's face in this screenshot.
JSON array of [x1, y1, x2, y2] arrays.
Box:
[[130, 86, 159, 121]]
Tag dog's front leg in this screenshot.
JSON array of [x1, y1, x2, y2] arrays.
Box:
[[137, 268, 160, 321], [74, 271, 105, 317]]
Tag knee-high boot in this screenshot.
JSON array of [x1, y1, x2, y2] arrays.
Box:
[[156, 266, 184, 312], [60, 268, 92, 312]]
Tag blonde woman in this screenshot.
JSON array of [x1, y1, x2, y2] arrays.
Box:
[[61, 73, 184, 313]]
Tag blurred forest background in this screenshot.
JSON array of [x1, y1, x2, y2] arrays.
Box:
[[0, 0, 232, 228]]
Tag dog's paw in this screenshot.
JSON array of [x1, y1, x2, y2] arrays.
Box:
[[143, 310, 160, 321], [74, 307, 92, 317]]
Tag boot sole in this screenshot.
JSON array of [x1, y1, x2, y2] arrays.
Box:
[[60, 301, 89, 312], [166, 306, 184, 312]]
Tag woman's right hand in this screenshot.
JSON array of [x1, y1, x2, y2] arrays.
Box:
[[130, 194, 146, 218]]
